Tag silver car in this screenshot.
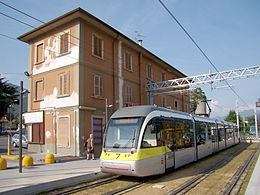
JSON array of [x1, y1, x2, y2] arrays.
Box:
[[12, 134, 28, 148]]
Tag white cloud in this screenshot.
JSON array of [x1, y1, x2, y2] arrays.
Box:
[[209, 100, 230, 118]]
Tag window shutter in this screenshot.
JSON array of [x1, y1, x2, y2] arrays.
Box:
[[100, 76, 104, 97]]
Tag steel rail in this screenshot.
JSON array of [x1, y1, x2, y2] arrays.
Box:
[[167, 143, 250, 195], [49, 176, 120, 195], [220, 143, 260, 195]]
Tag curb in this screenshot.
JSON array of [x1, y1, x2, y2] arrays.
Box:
[[1, 171, 113, 195]]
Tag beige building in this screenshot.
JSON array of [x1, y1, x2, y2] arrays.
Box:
[[18, 8, 190, 157]]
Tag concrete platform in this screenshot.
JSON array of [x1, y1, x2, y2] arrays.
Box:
[[245, 154, 260, 195], [0, 157, 111, 195]]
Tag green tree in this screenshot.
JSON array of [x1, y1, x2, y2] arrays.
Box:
[[225, 110, 243, 128], [246, 115, 260, 131], [190, 87, 207, 114], [0, 77, 19, 118]]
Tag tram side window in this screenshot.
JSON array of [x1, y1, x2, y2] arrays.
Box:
[[196, 122, 206, 145], [234, 127, 238, 138], [175, 120, 194, 149], [226, 126, 234, 140], [210, 126, 218, 143], [207, 123, 216, 142], [219, 126, 225, 141], [142, 122, 158, 148]]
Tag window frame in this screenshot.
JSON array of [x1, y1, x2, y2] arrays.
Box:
[[92, 73, 104, 99], [57, 115, 70, 148], [174, 100, 179, 110], [58, 30, 71, 56], [34, 78, 44, 102], [57, 71, 70, 98], [161, 71, 166, 81], [146, 63, 153, 80], [124, 84, 134, 105], [92, 32, 104, 59], [124, 50, 133, 71], [161, 96, 167, 107], [34, 41, 45, 65]]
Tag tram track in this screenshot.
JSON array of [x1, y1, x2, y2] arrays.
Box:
[[48, 176, 120, 195], [167, 143, 259, 195], [47, 143, 258, 195], [220, 143, 260, 195]]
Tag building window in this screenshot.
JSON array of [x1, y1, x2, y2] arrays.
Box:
[[34, 79, 44, 101], [92, 73, 104, 98], [35, 42, 44, 64], [125, 84, 133, 104], [92, 33, 104, 59], [57, 116, 70, 147], [146, 63, 153, 80], [161, 71, 166, 81], [32, 123, 44, 144], [59, 31, 70, 55], [174, 100, 179, 110], [124, 50, 133, 71], [162, 96, 167, 107], [58, 71, 70, 97]]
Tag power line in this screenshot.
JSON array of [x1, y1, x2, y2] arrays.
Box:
[[0, 1, 44, 24], [0, 33, 19, 41], [0, 12, 36, 28], [0, 1, 80, 42], [157, 0, 249, 107]]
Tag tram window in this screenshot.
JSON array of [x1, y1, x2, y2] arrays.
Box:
[[207, 123, 216, 141], [210, 126, 218, 143], [142, 123, 157, 148], [218, 125, 225, 141], [196, 122, 206, 145], [226, 126, 234, 140], [234, 127, 238, 138], [175, 120, 194, 149]]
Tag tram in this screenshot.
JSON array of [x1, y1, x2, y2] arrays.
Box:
[[100, 105, 239, 177]]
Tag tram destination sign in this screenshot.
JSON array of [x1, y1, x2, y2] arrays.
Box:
[[256, 102, 260, 107]]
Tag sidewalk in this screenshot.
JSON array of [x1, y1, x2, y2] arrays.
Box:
[[0, 156, 111, 195]]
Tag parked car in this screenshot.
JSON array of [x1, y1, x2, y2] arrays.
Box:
[[11, 134, 28, 148]]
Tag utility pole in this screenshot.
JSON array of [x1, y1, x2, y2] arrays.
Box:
[[19, 81, 23, 173], [236, 100, 240, 138], [255, 100, 260, 137], [105, 98, 113, 128]]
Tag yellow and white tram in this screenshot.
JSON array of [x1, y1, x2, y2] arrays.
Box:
[[100, 105, 239, 177]]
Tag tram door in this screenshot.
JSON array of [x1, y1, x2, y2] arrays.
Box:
[[162, 124, 175, 169]]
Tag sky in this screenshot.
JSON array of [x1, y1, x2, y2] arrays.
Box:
[[0, 0, 260, 118]]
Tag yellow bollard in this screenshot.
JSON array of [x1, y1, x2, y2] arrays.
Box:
[[0, 158, 7, 170], [45, 153, 55, 164], [22, 156, 33, 166], [8, 133, 11, 155]]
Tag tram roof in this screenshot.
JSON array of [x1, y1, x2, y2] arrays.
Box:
[[111, 105, 190, 119]]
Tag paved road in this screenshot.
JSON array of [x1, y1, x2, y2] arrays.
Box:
[[0, 135, 28, 155]]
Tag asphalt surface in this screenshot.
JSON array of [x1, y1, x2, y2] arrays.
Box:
[[0, 135, 28, 155]]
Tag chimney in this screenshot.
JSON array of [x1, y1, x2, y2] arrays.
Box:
[[138, 40, 143, 46]]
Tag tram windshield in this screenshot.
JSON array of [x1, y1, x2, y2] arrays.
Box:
[[104, 117, 145, 149]]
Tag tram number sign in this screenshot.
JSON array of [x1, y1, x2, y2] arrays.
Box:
[[116, 153, 121, 159], [256, 102, 260, 107]]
